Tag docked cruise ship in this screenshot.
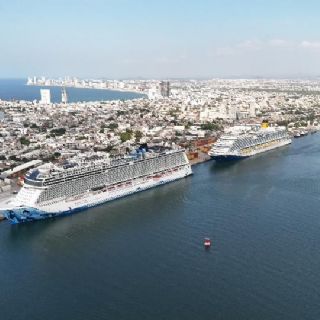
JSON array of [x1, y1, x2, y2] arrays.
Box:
[[1, 147, 192, 223], [208, 121, 291, 161]]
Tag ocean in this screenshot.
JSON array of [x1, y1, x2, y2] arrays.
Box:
[[1, 134, 320, 319], [0, 79, 145, 103]]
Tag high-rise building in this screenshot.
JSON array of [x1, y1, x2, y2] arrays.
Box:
[[27, 77, 33, 85], [159, 81, 170, 97], [61, 87, 68, 104], [40, 89, 51, 104]]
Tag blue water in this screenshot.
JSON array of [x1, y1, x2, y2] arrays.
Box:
[[1, 133, 320, 319], [0, 79, 145, 103]]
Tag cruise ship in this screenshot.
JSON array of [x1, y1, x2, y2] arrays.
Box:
[[1, 147, 192, 223], [208, 121, 291, 161]]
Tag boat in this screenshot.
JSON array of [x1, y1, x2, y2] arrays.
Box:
[[208, 121, 291, 161], [0, 147, 192, 224], [204, 238, 211, 248]]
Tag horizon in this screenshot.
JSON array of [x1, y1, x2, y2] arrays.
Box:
[[3, 75, 320, 81]]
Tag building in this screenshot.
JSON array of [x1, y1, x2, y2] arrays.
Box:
[[27, 77, 33, 85], [148, 87, 160, 100], [61, 87, 68, 104], [159, 81, 170, 97], [40, 89, 51, 104]]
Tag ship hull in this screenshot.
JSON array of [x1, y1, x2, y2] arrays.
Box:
[[3, 166, 192, 224], [210, 155, 248, 161], [210, 139, 291, 162]]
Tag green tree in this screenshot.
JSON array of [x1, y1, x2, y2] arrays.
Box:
[[200, 122, 220, 131], [134, 130, 143, 142], [20, 136, 30, 146], [185, 121, 193, 129], [105, 145, 114, 152], [108, 123, 118, 130], [50, 128, 66, 136], [120, 131, 132, 143]]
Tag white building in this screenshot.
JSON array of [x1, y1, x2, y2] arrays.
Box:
[[148, 87, 161, 100], [61, 88, 68, 104], [40, 89, 51, 104]]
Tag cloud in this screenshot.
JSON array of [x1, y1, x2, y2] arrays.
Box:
[[213, 39, 262, 57], [214, 47, 235, 56], [237, 39, 262, 50], [268, 39, 291, 47], [300, 41, 320, 49], [213, 38, 320, 57]]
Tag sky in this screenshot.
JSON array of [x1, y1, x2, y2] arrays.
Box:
[[1, 0, 320, 79]]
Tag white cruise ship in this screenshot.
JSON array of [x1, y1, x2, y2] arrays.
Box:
[[1, 147, 192, 223], [208, 121, 291, 161]]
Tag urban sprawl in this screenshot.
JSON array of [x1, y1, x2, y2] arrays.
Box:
[[0, 76, 320, 190]]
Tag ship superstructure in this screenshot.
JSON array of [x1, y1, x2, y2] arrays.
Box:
[[1, 147, 192, 223], [208, 122, 291, 161]]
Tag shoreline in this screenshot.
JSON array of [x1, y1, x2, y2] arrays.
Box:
[[26, 83, 147, 97]]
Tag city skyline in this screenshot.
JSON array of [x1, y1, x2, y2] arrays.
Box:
[[2, 0, 320, 78]]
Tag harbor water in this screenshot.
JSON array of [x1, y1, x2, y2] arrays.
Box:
[[0, 79, 145, 103], [1, 134, 320, 319]]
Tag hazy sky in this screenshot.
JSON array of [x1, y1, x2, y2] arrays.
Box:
[[1, 0, 320, 78]]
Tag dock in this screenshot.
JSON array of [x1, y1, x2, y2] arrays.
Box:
[[189, 151, 211, 166]]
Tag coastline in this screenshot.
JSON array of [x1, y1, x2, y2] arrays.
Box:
[[26, 83, 147, 97]]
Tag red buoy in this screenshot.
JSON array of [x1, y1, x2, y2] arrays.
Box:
[[204, 238, 211, 248]]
